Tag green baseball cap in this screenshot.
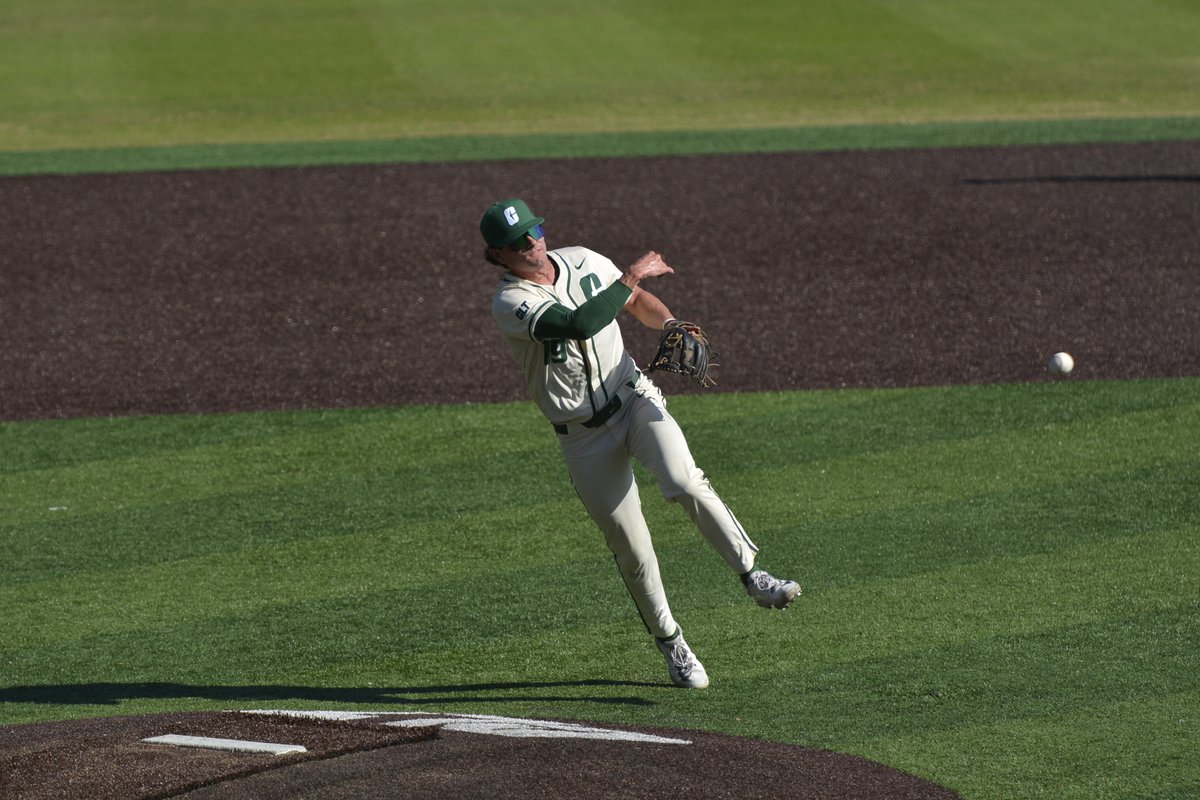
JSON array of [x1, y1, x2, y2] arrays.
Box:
[[480, 198, 545, 247]]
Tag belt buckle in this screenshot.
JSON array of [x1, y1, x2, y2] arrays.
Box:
[[583, 394, 621, 428], [559, 382, 635, 434]]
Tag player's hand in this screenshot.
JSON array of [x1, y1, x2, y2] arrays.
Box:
[[624, 251, 674, 285], [665, 318, 703, 334]]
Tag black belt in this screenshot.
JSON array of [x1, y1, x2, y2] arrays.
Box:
[[554, 381, 636, 435]]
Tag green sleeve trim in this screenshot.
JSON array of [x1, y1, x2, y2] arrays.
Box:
[[533, 280, 632, 340]]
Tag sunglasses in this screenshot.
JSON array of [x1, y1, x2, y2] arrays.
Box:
[[508, 224, 545, 251]]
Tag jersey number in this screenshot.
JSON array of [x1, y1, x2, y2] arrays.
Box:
[[544, 273, 600, 364], [544, 339, 568, 364]]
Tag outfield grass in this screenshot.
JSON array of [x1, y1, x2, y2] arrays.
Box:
[[3, 115, 1199, 177], [2, 379, 1197, 799], [2, 0, 1199, 154]]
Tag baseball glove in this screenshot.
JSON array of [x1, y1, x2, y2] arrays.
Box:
[[645, 320, 717, 387]]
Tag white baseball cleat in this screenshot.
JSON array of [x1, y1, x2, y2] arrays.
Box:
[[744, 569, 802, 610], [655, 630, 709, 689]]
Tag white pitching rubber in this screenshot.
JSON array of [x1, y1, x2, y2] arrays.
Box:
[[142, 734, 306, 755]]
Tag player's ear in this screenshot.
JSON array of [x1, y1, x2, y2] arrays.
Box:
[[484, 246, 502, 266]]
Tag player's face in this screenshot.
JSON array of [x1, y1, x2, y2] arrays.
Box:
[[493, 225, 549, 273]]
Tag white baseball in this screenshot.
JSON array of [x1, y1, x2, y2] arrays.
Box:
[[1049, 352, 1074, 375]]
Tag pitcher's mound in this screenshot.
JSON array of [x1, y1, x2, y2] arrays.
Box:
[[1, 709, 959, 799]]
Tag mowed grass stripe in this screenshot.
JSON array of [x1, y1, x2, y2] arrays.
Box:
[[4, 502, 1192, 678], [4, 379, 1194, 527], [2, 378, 1189, 492], [0, 472, 565, 584], [680, 379, 1193, 469], [861, 691, 1200, 800], [3, 389, 1193, 588], [753, 455, 1200, 587], [0, 405, 552, 525], [3, 116, 1199, 176], [5, 524, 1191, 726], [698, 605, 1196, 759], [816, 532, 1196, 687], [536, 529, 1198, 746], [2, 381, 1194, 588], [670, 524, 1198, 671], [0, 500, 607, 650], [8, 433, 1193, 588], [707, 400, 1199, 524], [806, 604, 1200, 741], [0, 407, 380, 476], [696, 402, 1200, 546]]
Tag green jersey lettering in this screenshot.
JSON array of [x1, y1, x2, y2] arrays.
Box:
[[581, 273, 602, 300]]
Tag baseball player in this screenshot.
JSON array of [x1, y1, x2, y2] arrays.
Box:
[[481, 198, 800, 689]]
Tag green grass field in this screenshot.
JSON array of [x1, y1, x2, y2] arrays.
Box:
[[3, 381, 1198, 798], [2, 0, 1199, 156], [2, 0, 1198, 175], [3, 1, 1199, 797]]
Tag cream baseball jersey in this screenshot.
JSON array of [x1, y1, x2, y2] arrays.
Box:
[[492, 246, 638, 425]]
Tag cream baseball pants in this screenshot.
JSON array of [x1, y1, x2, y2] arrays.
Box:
[[556, 374, 759, 639]]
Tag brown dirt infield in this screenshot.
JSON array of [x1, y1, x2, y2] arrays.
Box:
[[1, 140, 1197, 422], [1, 140, 1197, 797]]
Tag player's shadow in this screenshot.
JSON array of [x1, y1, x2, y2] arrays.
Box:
[[0, 680, 661, 708], [963, 174, 1200, 185]]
